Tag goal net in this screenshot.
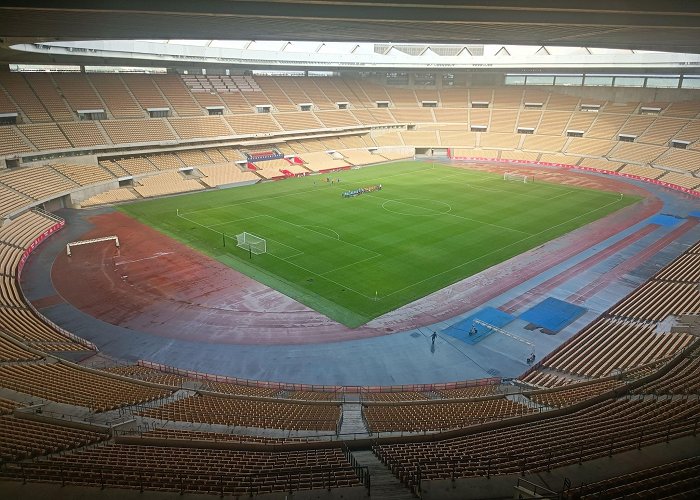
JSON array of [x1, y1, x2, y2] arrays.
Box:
[[235, 232, 267, 255], [503, 172, 533, 183]]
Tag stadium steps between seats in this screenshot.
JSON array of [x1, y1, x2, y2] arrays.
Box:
[[352, 450, 416, 499], [124, 186, 143, 199], [506, 392, 551, 412], [339, 402, 368, 436]]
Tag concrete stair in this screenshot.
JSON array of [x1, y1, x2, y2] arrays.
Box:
[[352, 450, 415, 499], [340, 402, 369, 436]]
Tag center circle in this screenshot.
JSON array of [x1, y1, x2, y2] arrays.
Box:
[[381, 198, 452, 216]]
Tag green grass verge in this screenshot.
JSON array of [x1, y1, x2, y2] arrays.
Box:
[[120, 161, 640, 327]]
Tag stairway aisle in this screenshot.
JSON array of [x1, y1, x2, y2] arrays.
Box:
[[340, 400, 370, 436], [352, 450, 416, 499]]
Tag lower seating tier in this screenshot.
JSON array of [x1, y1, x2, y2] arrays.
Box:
[[0, 444, 362, 496]]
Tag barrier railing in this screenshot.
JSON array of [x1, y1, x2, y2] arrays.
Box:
[[9, 461, 366, 497], [343, 444, 371, 495], [448, 157, 700, 198], [385, 416, 700, 493], [137, 359, 501, 397]]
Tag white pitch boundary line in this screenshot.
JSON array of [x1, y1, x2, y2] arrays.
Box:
[[182, 208, 306, 260], [178, 163, 616, 301], [180, 185, 327, 217], [320, 253, 382, 277], [464, 184, 504, 193], [205, 213, 269, 229], [465, 183, 577, 202], [435, 171, 496, 183], [177, 211, 218, 234], [377, 193, 628, 300], [547, 189, 577, 201], [279, 251, 305, 260], [177, 208, 378, 297], [264, 251, 378, 300]]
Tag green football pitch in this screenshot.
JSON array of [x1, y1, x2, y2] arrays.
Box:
[[120, 161, 639, 327]]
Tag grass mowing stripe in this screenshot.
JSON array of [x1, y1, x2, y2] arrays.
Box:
[[120, 161, 640, 327], [378, 192, 627, 300]]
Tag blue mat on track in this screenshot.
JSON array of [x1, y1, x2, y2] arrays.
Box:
[[689, 211, 700, 219], [649, 214, 684, 227], [519, 297, 586, 333], [442, 307, 515, 344]]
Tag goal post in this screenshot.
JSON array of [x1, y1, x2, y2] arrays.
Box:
[[67, 235, 120, 256], [503, 172, 533, 183], [235, 232, 267, 255]]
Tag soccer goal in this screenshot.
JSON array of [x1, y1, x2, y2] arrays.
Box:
[[235, 232, 267, 255], [66, 235, 120, 256], [503, 172, 533, 183]]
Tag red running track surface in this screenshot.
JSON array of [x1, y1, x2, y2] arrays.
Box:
[[49, 166, 660, 346]]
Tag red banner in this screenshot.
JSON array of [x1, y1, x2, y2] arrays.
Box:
[[450, 157, 700, 198], [17, 220, 65, 277]]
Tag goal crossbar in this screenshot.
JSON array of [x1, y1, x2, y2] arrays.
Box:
[[503, 172, 533, 183], [235, 232, 266, 255], [67, 235, 119, 256], [473, 318, 535, 354]]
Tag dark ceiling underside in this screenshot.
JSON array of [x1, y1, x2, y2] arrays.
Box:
[[1, 1, 700, 67]]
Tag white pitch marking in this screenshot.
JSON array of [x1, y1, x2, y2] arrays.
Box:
[[300, 225, 341, 240], [379, 194, 627, 300], [115, 252, 174, 266]]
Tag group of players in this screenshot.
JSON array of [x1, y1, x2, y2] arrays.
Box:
[[341, 184, 383, 198]]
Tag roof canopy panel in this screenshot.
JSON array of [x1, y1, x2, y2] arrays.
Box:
[[1, 1, 700, 54]]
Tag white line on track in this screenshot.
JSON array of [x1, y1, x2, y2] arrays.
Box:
[[114, 252, 174, 266]]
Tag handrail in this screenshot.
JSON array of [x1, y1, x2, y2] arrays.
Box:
[[137, 359, 501, 394], [390, 416, 699, 487], [342, 444, 371, 494], [30, 207, 64, 224], [11, 460, 366, 496], [515, 477, 559, 499]]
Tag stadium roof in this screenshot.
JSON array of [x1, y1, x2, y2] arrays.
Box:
[[11, 40, 700, 73], [1, 0, 700, 68]]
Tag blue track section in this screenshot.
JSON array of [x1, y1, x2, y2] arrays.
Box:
[[649, 214, 685, 227], [519, 297, 587, 333], [442, 307, 515, 344]]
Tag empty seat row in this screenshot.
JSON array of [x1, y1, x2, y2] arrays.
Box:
[[138, 394, 341, 432], [0, 363, 172, 412]]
